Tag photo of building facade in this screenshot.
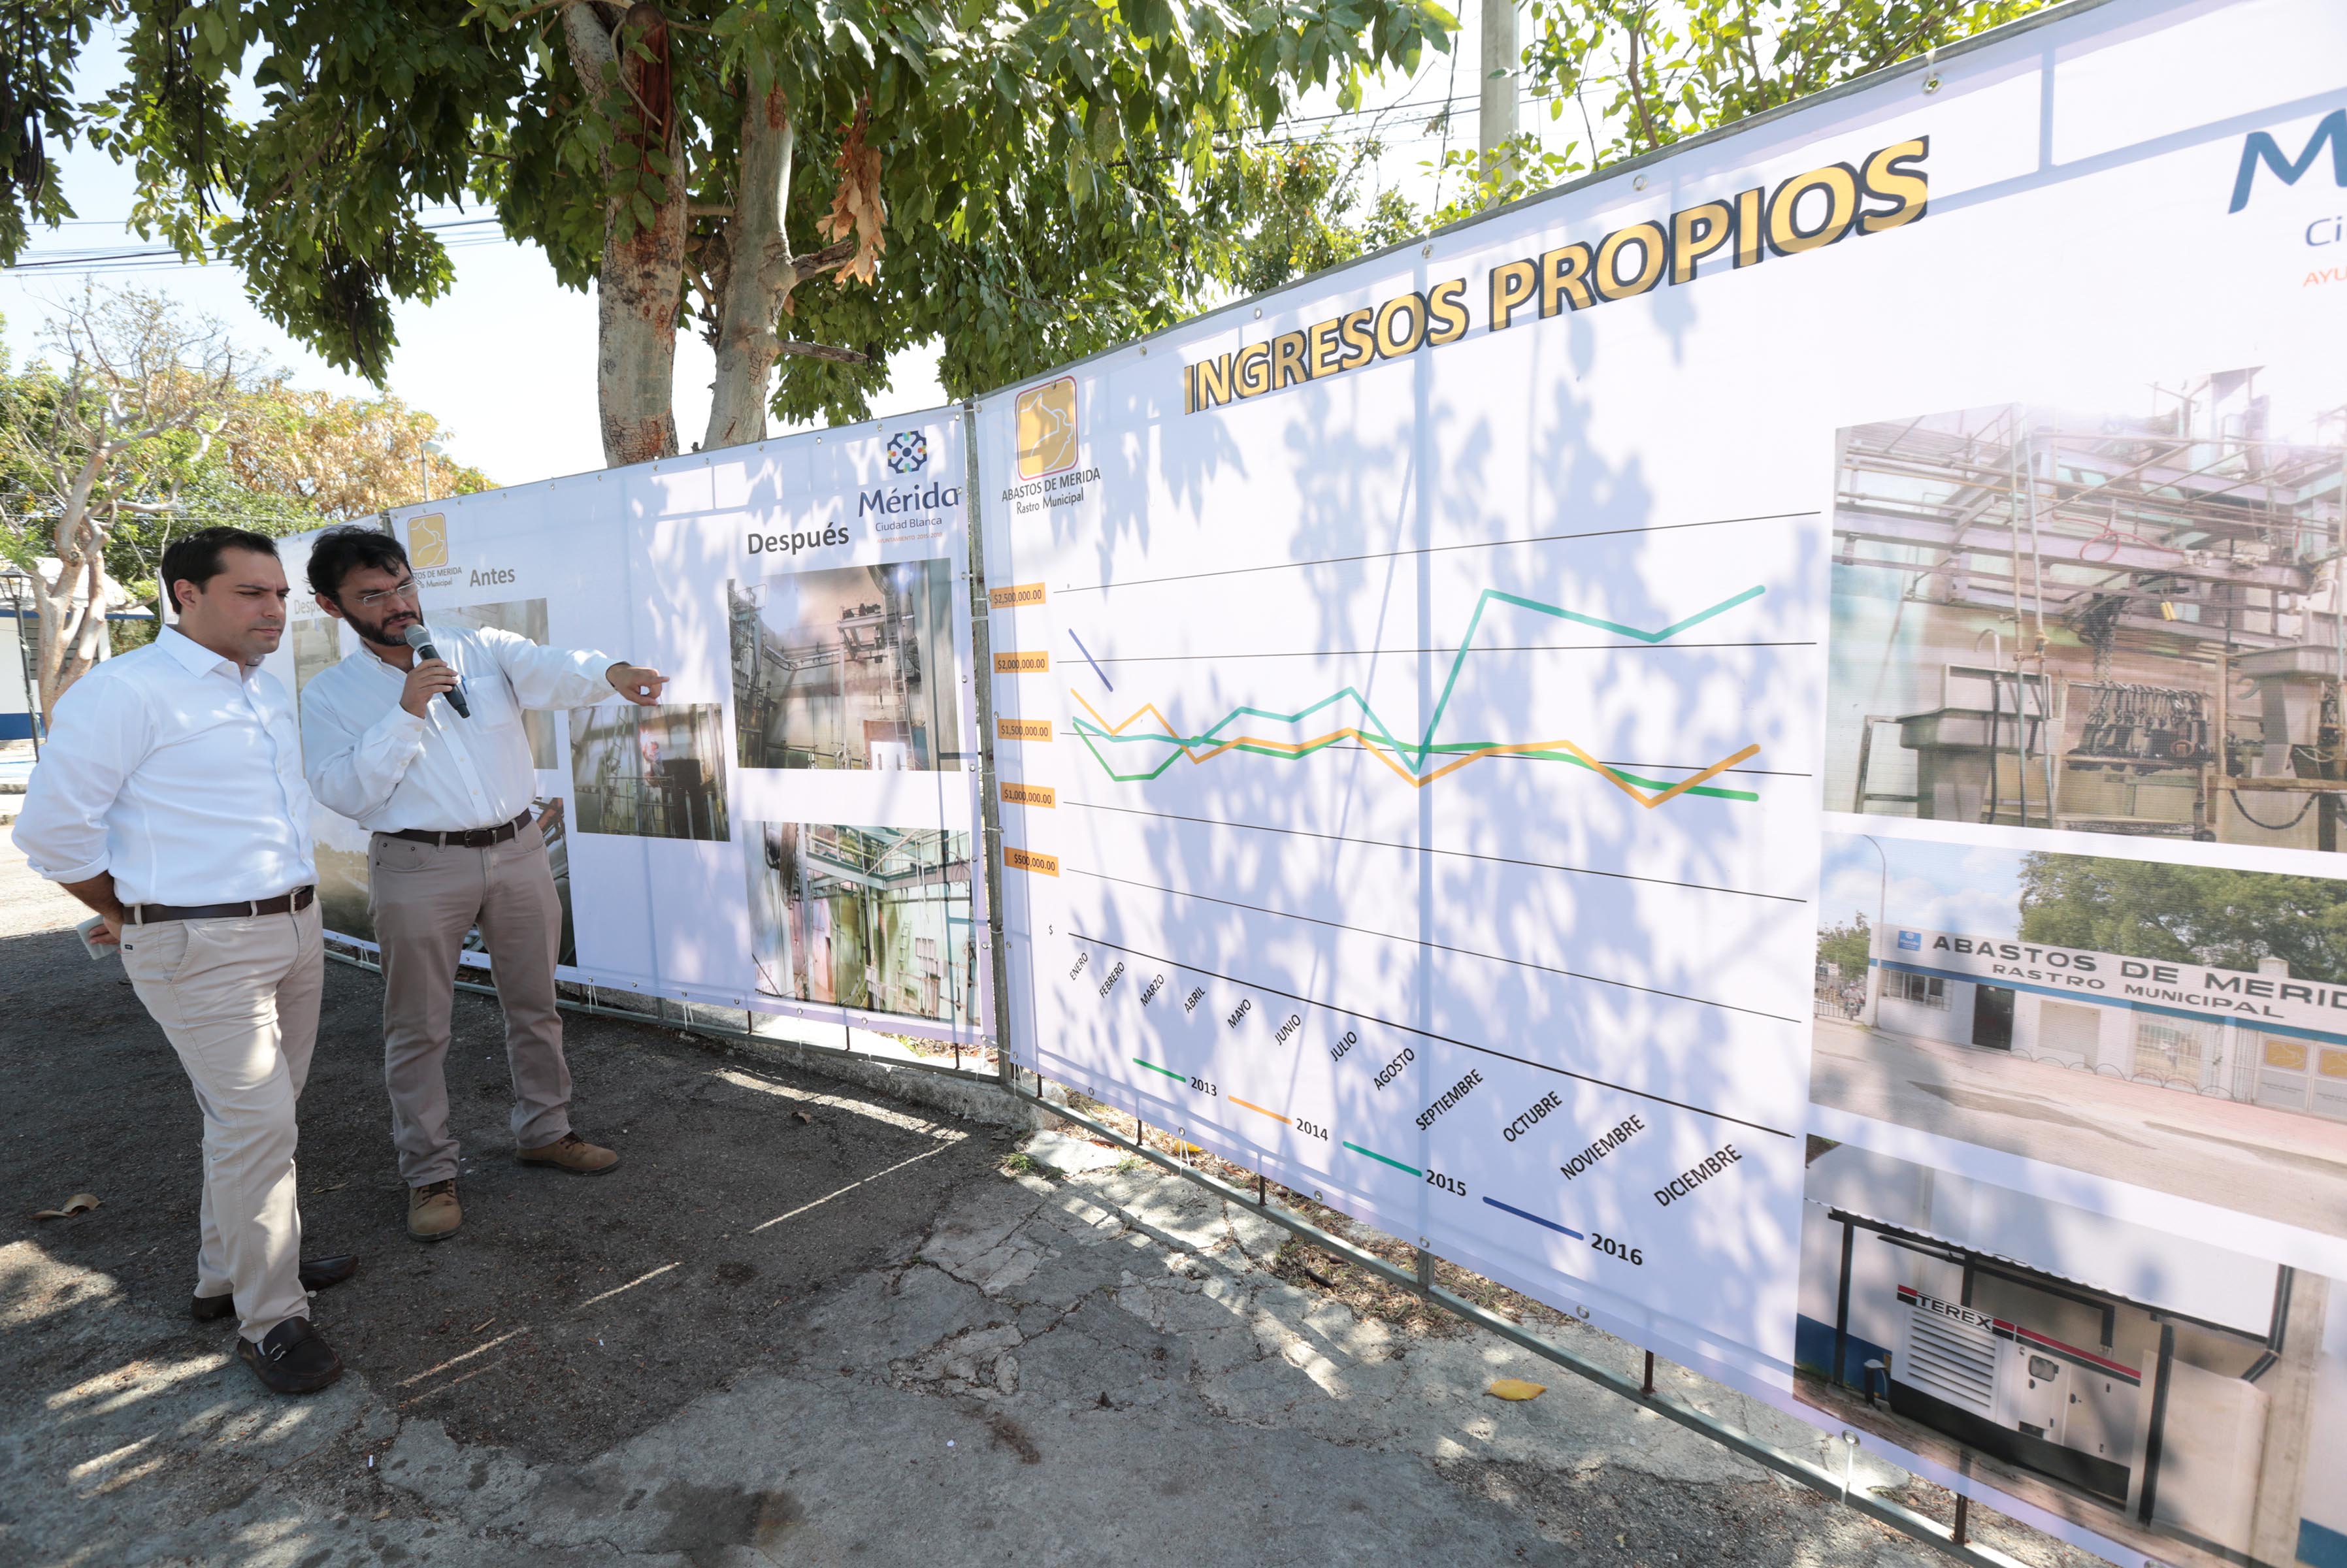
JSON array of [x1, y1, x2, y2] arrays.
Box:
[[729, 561, 959, 772], [1826, 381, 2347, 853], [1814, 832, 2347, 1234], [1872, 924, 2347, 1122]]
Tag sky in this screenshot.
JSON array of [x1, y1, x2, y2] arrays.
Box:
[[1816, 832, 2027, 942], [2, 6, 1566, 494]]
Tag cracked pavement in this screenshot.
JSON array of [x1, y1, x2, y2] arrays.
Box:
[[0, 842, 2101, 1567]]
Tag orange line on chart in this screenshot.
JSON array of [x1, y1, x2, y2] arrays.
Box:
[[1228, 1096, 1290, 1124], [1069, 691, 1760, 809]]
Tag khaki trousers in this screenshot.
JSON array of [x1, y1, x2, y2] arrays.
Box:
[[369, 822, 570, 1186], [118, 901, 324, 1343]]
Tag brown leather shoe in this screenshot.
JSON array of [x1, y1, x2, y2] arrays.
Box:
[[408, 1180, 462, 1241], [516, 1132, 619, 1175]]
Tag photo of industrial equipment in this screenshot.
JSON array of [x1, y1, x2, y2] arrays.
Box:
[[1813, 831, 2347, 1233], [568, 703, 730, 841], [742, 821, 976, 1026], [289, 611, 342, 699], [1794, 1143, 2342, 1568], [306, 797, 574, 962], [433, 596, 558, 768], [729, 561, 959, 772], [455, 795, 577, 967], [1826, 376, 2347, 851], [312, 810, 373, 947]]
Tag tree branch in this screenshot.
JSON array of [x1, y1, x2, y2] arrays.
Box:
[[774, 340, 870, 365], [787, 235, 859, 287]]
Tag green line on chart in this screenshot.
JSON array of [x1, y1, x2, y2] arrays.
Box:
[[1134, 1058, 1187, 1082], [1073, 582, 1766, 783], [1074, 723, 1761, 798], [1343, 1140, 1421, 1176]]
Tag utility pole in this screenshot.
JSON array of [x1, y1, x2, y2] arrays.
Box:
[[1477, 0, 1518, 200]]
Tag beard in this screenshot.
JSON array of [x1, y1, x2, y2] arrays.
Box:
[[348, 602, 418, 650]]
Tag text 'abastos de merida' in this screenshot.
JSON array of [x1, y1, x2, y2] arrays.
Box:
[[1180, 138, 1928, 414]]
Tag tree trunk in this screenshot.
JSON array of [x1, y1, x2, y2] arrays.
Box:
[[704, 85, 796, 453], [31, 557, 107, 725], [33, 446, 115, 723], [566, 2, 687, 468]]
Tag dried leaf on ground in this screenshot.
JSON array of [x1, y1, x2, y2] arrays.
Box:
[[1486, 1377, 1547, 1401], [30, 1192, 101, 1220]]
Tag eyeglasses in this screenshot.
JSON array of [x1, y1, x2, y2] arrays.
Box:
[[355, 579, 421, 609]]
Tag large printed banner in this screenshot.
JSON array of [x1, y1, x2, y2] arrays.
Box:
[[267, 417, 988, 1048], [978, 3, 2347, 1565]]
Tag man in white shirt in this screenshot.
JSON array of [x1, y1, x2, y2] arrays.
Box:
[[13, 527, 351, 1396], [298, 525, 666, 1241]]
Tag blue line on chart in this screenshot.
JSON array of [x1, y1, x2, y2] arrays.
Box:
[[1068, 630, 1114, 692], [1483, 1195, 1584, 1239]]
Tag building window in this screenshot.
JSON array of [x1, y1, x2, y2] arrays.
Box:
[[1894, 972, 1948, 1010]]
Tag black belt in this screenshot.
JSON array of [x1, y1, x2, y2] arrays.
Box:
[[127, 885, 315, 925], [383, 809, 534, 849]]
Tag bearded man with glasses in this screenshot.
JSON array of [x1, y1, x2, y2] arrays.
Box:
[[298, 525, 667, 1241]]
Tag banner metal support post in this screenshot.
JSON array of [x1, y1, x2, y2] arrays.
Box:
[[959, 400, 1020, 1092]]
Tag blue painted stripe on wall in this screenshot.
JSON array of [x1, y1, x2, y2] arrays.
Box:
[[2301, 1517, 2347, 1568], [1874, 958, 2347, 1049]]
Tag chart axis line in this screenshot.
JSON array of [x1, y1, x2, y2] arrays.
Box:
[[1062, 800, 1812, 905], [1051, 510, 1822, 595], [1066, 866, 1803, 1024], [1064, 931, 1799, 1139]]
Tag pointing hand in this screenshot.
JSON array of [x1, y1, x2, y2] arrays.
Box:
[[606, 662, 668, 706]]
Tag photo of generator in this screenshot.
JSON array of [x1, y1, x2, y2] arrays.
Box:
[[1885, 1281, 2144, 1505], [1826, 376, 2347, 853], [729, 561, 959, 772], [1795, 1142, 2344, 1568]]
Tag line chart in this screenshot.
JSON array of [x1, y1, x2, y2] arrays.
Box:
[[981, 374, 1828, 1390], [1065, 583, 1767, 801]]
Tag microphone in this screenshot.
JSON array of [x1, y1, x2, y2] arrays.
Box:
[[403, 623, 471, 718]]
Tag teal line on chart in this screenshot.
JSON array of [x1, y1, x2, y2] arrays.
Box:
[[1072, 583, 1766, 778], [1343, 1139, 1422, 1177]]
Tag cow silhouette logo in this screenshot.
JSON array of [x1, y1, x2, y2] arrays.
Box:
[[886, 431, 928, 474], [408, 513, 449, 569], [1015, 377, 1079, 478]]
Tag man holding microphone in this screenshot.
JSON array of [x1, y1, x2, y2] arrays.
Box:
[[299, 525, 666, 1241], [13, 527, 352, 1395]]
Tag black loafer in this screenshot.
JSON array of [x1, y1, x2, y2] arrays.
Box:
[[191, 1254, 363, 1322], [236, 1316, 344, 1396]]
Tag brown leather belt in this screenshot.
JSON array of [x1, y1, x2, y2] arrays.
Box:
[[383, 809, 534, 849], [127, 885, 316, 925]]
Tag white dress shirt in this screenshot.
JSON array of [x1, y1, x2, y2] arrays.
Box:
[[301, 623, 617, 833], [12, 627, 316, 906]]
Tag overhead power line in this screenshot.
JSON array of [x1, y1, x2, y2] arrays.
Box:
[[4, 218, 508, 276]]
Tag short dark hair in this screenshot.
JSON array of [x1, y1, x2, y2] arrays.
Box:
[[307, 524, 410, 601], [161, 527, 280, 610]]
